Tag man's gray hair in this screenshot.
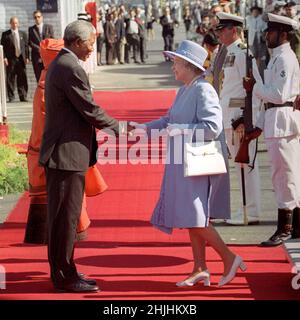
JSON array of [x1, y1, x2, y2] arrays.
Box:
[[63, 20, 94, 46]]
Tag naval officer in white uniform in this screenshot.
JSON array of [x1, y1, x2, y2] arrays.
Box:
[[249, 13, 300, 246], [215, 12, 262, 225]]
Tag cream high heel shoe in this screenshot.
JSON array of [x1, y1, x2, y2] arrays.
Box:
[[218, 255, 247, 287], [176, 270, 210, 287]]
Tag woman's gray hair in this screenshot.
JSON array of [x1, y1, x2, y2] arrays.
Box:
[[184, 60, 204, 75], [63, 20, 94, 46]]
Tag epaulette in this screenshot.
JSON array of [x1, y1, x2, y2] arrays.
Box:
[[238, 42, 247, 50]]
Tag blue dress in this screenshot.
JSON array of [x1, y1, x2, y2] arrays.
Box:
[[145, 77, 231, 234]]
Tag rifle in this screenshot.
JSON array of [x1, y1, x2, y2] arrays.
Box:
[[234, 27, 254, 164]]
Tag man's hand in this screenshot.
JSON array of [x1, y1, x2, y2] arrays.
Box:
[[26, 58, 30, 64], [245, 127, 262, 141], [167, 123, 190, 136], [235, 123, 245, 142], [293, 95, 300, 111], [129, 121, 147, 130], [127, 123, 135, 136], [243, 71, 256, 93], [4, 58, 8, 66]]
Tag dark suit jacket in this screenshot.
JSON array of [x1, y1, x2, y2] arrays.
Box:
[[160, 15, 178, 37], [115, 17, 126, 41], [0, 29, 29, 65], [28, 23, 54, 60], [39, 49, 120, 171]]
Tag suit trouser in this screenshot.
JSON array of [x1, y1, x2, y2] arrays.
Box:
[[32, 55, 44, 82], [163, 34, 174, 52], [139, 37, 146, 62], [45, 167, 85, 285], [265, 135, 300, 210], [125, 34, 140, 63], [6, 57, 28, 100], [116, 38, 125, 63], [225, 128, 261, 218]]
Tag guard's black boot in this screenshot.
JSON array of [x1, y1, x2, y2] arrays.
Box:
[[260, 209, 292, 247], [292, 207, 300, 239], [24, 204, 48, 244]]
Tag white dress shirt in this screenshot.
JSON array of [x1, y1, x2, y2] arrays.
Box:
[[37, 22, 43, 37]]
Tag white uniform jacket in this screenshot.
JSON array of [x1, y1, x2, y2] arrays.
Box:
[[253, 42, 300, 138], [220, 39, 261, 130]]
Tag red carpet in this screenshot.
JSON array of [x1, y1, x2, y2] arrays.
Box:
[[0, 90, 298, 300]]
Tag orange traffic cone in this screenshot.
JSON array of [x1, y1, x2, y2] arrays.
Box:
[[85, 165, 108, 197]]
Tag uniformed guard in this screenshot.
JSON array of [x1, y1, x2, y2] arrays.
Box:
[[215, 12, 261, 225], [248, 13, 300, 246]]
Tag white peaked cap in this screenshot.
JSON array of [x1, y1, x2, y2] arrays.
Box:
[[267, 12, 299, 30], [216, 12, 244, 24], [215, 12, 244, 30]]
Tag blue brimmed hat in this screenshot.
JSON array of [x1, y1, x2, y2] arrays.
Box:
[[163, 40, 208, 71]]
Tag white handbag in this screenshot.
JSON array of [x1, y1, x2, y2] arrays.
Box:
[[184, 139, 227, 177]]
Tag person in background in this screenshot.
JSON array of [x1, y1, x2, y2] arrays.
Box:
[[146, 3, 156, 41], [28, 10, 54, 82], [160, 6, 178, 61], [284, 1, 300, 63], [202, 32, 220, 84], [272, 1, 287, 15], [1, 16, 29, 102], [246, 5, 268, 78], [131, 40, 246, 288], [135, 6, 146, 64], [183, 5, 193, 40], [104, 11, 117, 65], [96, 12, 105, 65], [192, 0, 202, 27], [115, 9, 126, 64], [125, 8, 140, 64], [220, 0, 233, 14]]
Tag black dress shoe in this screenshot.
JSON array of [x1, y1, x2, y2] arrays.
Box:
[[77, 272, 97, 285], [20, 98, 28, 102], [260, 231, 292, 247], [55, 279, 100, 293]]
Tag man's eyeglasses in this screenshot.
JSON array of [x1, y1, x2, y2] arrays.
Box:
[[34, 16, 42, 19]]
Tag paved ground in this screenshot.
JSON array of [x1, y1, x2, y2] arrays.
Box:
[[1, 23, 278, 245]]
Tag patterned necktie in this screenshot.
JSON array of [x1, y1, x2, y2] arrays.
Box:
[[13, 32, 20, 57]]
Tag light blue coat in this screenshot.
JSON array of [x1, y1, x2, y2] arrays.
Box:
[[145, 77, 231, 234]]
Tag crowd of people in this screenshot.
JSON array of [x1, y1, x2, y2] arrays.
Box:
[[0, 10, 54, 103]]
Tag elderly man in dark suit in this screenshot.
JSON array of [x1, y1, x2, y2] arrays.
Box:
[[39, 20, 133, 293], [0, 16, 29, 102], [28, 10, 54, 81]]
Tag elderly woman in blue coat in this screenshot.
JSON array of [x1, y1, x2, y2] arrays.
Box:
[[131, 40, 246, 287]]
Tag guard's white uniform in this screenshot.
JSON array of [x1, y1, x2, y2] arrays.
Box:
[[254, 42, 300, 210], [220, 38, 261, 220]]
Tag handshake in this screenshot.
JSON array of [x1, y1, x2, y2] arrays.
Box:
[[129, 122, 191, 137]]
